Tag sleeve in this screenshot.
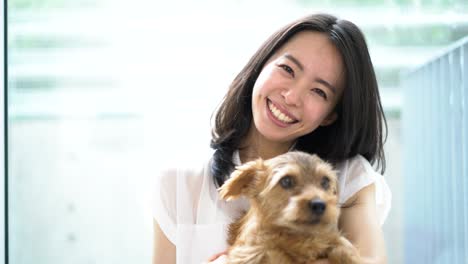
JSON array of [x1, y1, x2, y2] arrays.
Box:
[[152, 168, 178, 244], [338, 155, 392, 226]]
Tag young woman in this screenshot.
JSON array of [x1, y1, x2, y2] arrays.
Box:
[[152, 13, 391, 264]]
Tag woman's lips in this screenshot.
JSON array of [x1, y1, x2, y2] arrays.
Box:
[[266, 99, 298, 126]]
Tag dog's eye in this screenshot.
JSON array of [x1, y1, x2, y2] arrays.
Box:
[[321, 176, 330, 190], [279, 176, 295, 189]]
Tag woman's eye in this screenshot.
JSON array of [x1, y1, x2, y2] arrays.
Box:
[[321, 176, 330, 190], [279, 175, 295, 189], [311, 88, 328, 100], [279, 64, 295, 77]]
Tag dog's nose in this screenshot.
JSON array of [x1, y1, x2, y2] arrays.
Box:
[[308, 199, 326, 215]]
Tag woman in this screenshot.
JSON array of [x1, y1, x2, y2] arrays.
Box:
[[152, 13, 391, 264]]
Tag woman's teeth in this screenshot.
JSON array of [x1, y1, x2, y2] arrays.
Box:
[[268, 101, 295, 123]]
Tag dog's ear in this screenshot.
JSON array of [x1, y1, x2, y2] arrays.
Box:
[[218, 159, 265, 201]]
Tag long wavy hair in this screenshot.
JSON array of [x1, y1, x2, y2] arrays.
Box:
[[210, 13, 387, 187]]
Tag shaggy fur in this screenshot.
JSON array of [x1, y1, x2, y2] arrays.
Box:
[[219, 151, 361, 264]]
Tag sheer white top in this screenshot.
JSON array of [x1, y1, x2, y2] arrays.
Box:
[[152, 151, 392, 264]]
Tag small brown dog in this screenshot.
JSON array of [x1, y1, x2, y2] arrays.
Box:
[[219, 151, 361, 264]]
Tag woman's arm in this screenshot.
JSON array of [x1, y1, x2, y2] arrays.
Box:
[[338, 183, 387, 264], [153, 219, 176, 264]]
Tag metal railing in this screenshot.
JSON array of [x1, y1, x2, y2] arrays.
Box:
[[402, 36, 468, 263]]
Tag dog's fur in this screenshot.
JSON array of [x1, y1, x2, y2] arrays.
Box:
[[219, 151, 361, 264]]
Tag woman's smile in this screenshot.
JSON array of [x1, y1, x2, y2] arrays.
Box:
[[266, 98, 298, 127]]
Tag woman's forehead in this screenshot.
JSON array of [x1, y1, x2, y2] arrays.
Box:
[[277, 31, 339, 62]]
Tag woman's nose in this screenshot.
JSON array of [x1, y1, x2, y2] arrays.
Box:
[[281, 85, 302, 106]]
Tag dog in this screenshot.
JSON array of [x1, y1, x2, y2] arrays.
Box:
[[218, 151, 361, 264]]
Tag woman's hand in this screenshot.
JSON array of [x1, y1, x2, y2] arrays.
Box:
[[203, 251, 228, 264]]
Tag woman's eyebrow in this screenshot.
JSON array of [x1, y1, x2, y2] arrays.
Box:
[[316, 78, 337, 94], [284, 53, 304, 71]]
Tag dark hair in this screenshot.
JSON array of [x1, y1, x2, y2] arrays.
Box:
[[210, 13, 387, 187]]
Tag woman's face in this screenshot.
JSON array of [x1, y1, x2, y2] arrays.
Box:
[[251, 31, 345, 145]]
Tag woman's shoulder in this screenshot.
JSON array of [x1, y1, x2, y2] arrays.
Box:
[[334, 154, 381, 203], [151, 149, 216, 231], [155, 149, 215, 184], [336, 154, 379, 179]]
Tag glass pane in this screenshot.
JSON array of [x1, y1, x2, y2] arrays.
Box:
[[9, 1, 153, 263]]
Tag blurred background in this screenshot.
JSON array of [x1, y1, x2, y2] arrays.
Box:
[[7, 0, 468, 263]]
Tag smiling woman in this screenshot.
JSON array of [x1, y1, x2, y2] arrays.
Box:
[[152, 13, 391, 264]]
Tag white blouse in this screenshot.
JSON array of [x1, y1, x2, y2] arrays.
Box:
[[152, 151, 392, 264]]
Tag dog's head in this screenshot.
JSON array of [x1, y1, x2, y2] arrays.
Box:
[[219, 151, 340, 233]]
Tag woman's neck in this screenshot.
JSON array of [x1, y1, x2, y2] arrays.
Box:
[[239, 127, 294, 163]]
